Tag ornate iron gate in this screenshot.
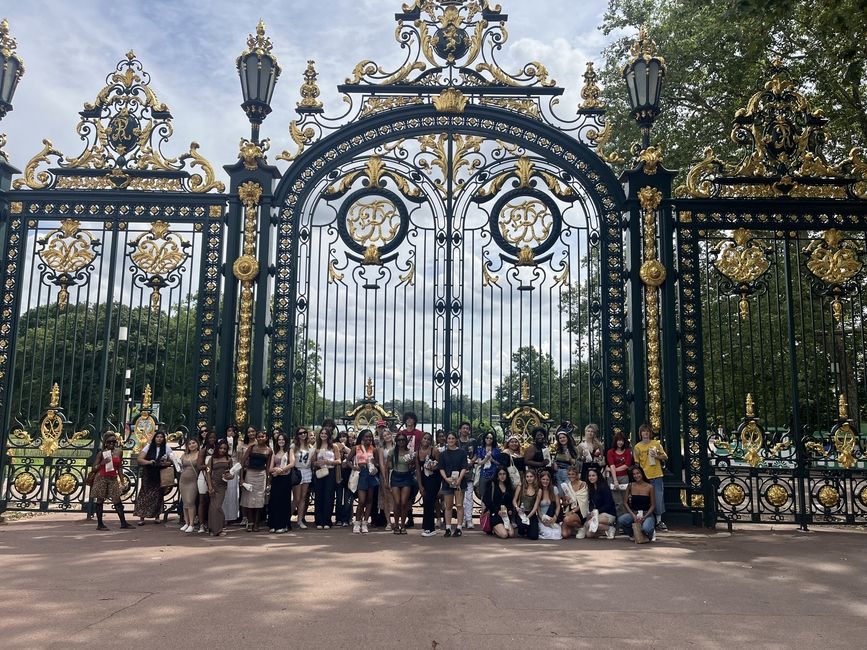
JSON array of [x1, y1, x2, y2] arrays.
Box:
[[675, 64, 867, 526], [266, 2, 628, 441], [0, 53, 226, 511]]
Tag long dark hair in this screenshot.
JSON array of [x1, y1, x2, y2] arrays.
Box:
[[492, 467, 513, 497], [294, 426, 310, 449], [145, 431, 168, 461], [586, 467, 612, 507], [555, 430, 577, 458], [315, 427, 334, 451], [480, 430, 499, 451]]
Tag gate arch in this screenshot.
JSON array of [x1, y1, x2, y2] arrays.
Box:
[[267, 2, 627, 437]]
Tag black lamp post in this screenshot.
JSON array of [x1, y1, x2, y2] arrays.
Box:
[[236, 20, 281, 144], [0, 18, 25, 160], [622, 26, 665, 150]]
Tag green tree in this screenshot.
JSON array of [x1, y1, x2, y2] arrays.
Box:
[[598, 0, 867, 177]]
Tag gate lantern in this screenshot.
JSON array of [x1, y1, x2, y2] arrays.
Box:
[[623, 26, 666, 149], [236, 19, 281, 143]]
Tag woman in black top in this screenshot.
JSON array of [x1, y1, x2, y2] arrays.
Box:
[[483, 467, 516, 539], [438, 432, 468, 538], [616, 465, 656, 541], [524, 427, 550, 470], [583, 467, 618, 539]]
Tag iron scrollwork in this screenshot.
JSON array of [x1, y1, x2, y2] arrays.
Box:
[[803, 229, 864, 323], [712, 228, 772, 320], [128, 220, 191, 310], [35, 219, 101, 310]]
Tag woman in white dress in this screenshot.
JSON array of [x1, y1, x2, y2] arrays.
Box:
[[221, 425, 240, 523], [291, 427, 313, 529]]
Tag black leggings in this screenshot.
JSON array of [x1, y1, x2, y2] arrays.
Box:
[[421, 472, 442, 531], [517, 514, 539, 540]]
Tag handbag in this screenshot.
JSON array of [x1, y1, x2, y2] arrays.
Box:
[[289, 467, 302, 486], [315, 467, 329, 479], [507, 455, 521, 486], [348, 469, 360, 493], [480, 511, 493, 534], [159, 465, 175, 489], [197, 471, 207, 494], [632, 522, 650, 544]]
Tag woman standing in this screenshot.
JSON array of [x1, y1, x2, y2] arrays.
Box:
[[577, 423, 604, 481], [617, 465, 656, 542], [349, 429, 380, 534], [553, 431, 579, 487], [606, 432, 633, 513], [524, 427, 552, 471], [334, 429, 354, 527], [196, 429, 217, 533], [482, 467, 516, 539], [91, 432, 133, 530], [222, 425, 241, 524], [502, 435, 525, 486], [438, 432, 468, 538], [313, 427, 338, 529], [291, 427, 313, 529], [536, 470, 562, 540], [513, 469, 540, 540], [206, 439, 233, 536], [387, 433, 415, 534], [559, 465, 589, 539], [417, 432, 440, 537], [268, 431, 294, 533], [236, 426, 256, 526], [377, 428, 396, 530], [581, 467, 618, 539], [178, 438, 201, 533], [134, 430, 172, 525], [241, 430, 272, 532], [473, 432, 501, 511]]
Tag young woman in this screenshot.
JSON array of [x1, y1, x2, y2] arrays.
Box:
[[205, 439, 233, 536], [581, 467, 618, 539], [559, 465, 589, 539], [388, 433, 415, 534], [235, 426, 256, 527], [473, 432, 501, 510], [222, 425, 241, 523], [578, 423, 604, 481], [524, 427, 551, 471], [334, 429, 354, 527], [633, 423, 668, 531], [553, 430, 579, 487], [482, 467, 516, 539], [134, 430, 172, 525], [240, 430, 272, 532], [378, 428, 396, 530], [536, 470, 562, 540], [349, 429, 380, 534], [416, 432, 440, 537], [313, 427, 339, 529], [438, 432, 468, 538], [91, 432, 133, 530], [268, 432, 295, 533], [606, 431, 633, 513], [617, 465, 656, 541], [196, 429, 217, 533], [291, 427, 313, 529], [513, 469, 540, 540], [502, 435, 525, 484], [178, 438, 201, 533]]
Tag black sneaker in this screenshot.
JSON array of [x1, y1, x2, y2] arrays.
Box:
[[444, 529, 452, 538], [656, 522, 668, 531], [454, 528, 462, 537]]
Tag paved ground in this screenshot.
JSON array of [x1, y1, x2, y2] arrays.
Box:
[[0, 513, 865, 649]]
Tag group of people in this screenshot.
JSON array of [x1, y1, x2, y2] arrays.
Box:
[[92, 414, 670, 543]]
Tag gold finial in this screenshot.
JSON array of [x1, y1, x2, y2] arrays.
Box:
[[243, 19, 275, 58], [297, 59, 323, 110], [520, 378, 530, 402], [628, 25, 666, 69], [365, 377, 374, 399], [125, 50, 136, 61], [49, 382, 60, 408], [433, 87, 468, 113], [579, 61, 604, 109], [1, 18, 19, 56], [745, 393, 755, 418], [142, 383, 153, 409], [838, 394, 849, 420]]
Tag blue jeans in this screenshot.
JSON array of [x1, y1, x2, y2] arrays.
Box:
[[618, 512, 655, 538], [651, 477, 665, 516]]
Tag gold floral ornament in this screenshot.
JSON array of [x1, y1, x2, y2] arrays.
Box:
[[804, 229, 864, 323], [128, 220, 191, 310], [131, 384, 157, 454], [14, 51, 224, 192], [579, 61, 604, 110], [713, 229, 771, 319], [738, 393, 764, 468], [345, 378, 396, 431], [238, 137, 270, 170], [503, 379, 550, 447], [297, 60, 324, 111], [679, 61, 867, 199], [36, 219, 100, 310], [830, 394, 857, 470]]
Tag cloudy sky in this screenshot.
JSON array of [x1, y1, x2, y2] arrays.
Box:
[[2, 0, 620, 172]]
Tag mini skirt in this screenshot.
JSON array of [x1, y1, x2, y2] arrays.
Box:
[[357, 465, 380, 491], [299, 467, 312, 485], [390, 470, 414, 488]]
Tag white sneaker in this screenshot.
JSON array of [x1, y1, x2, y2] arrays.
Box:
[[421, 530, 436, 537], [181, 524, 191, 532], [269, 528, 276, 533], [385, 523, 392, 531], [298, 521, 307, 529], [464, 521, 474, 530], [605, 527, 616, 540], [361, 522, 369, 534], [197, 525, 206, 534], [353, 521, 361, 534], [576, 528, 587, 539]]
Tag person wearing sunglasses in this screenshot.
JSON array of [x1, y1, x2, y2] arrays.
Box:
[[90, 432, 133, 530]]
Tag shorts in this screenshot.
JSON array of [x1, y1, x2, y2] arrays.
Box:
[[390, 470, 414, 488], [357, 466, 380, 491], [440, 481, 466, 496], [299, 467, 312, 485]]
